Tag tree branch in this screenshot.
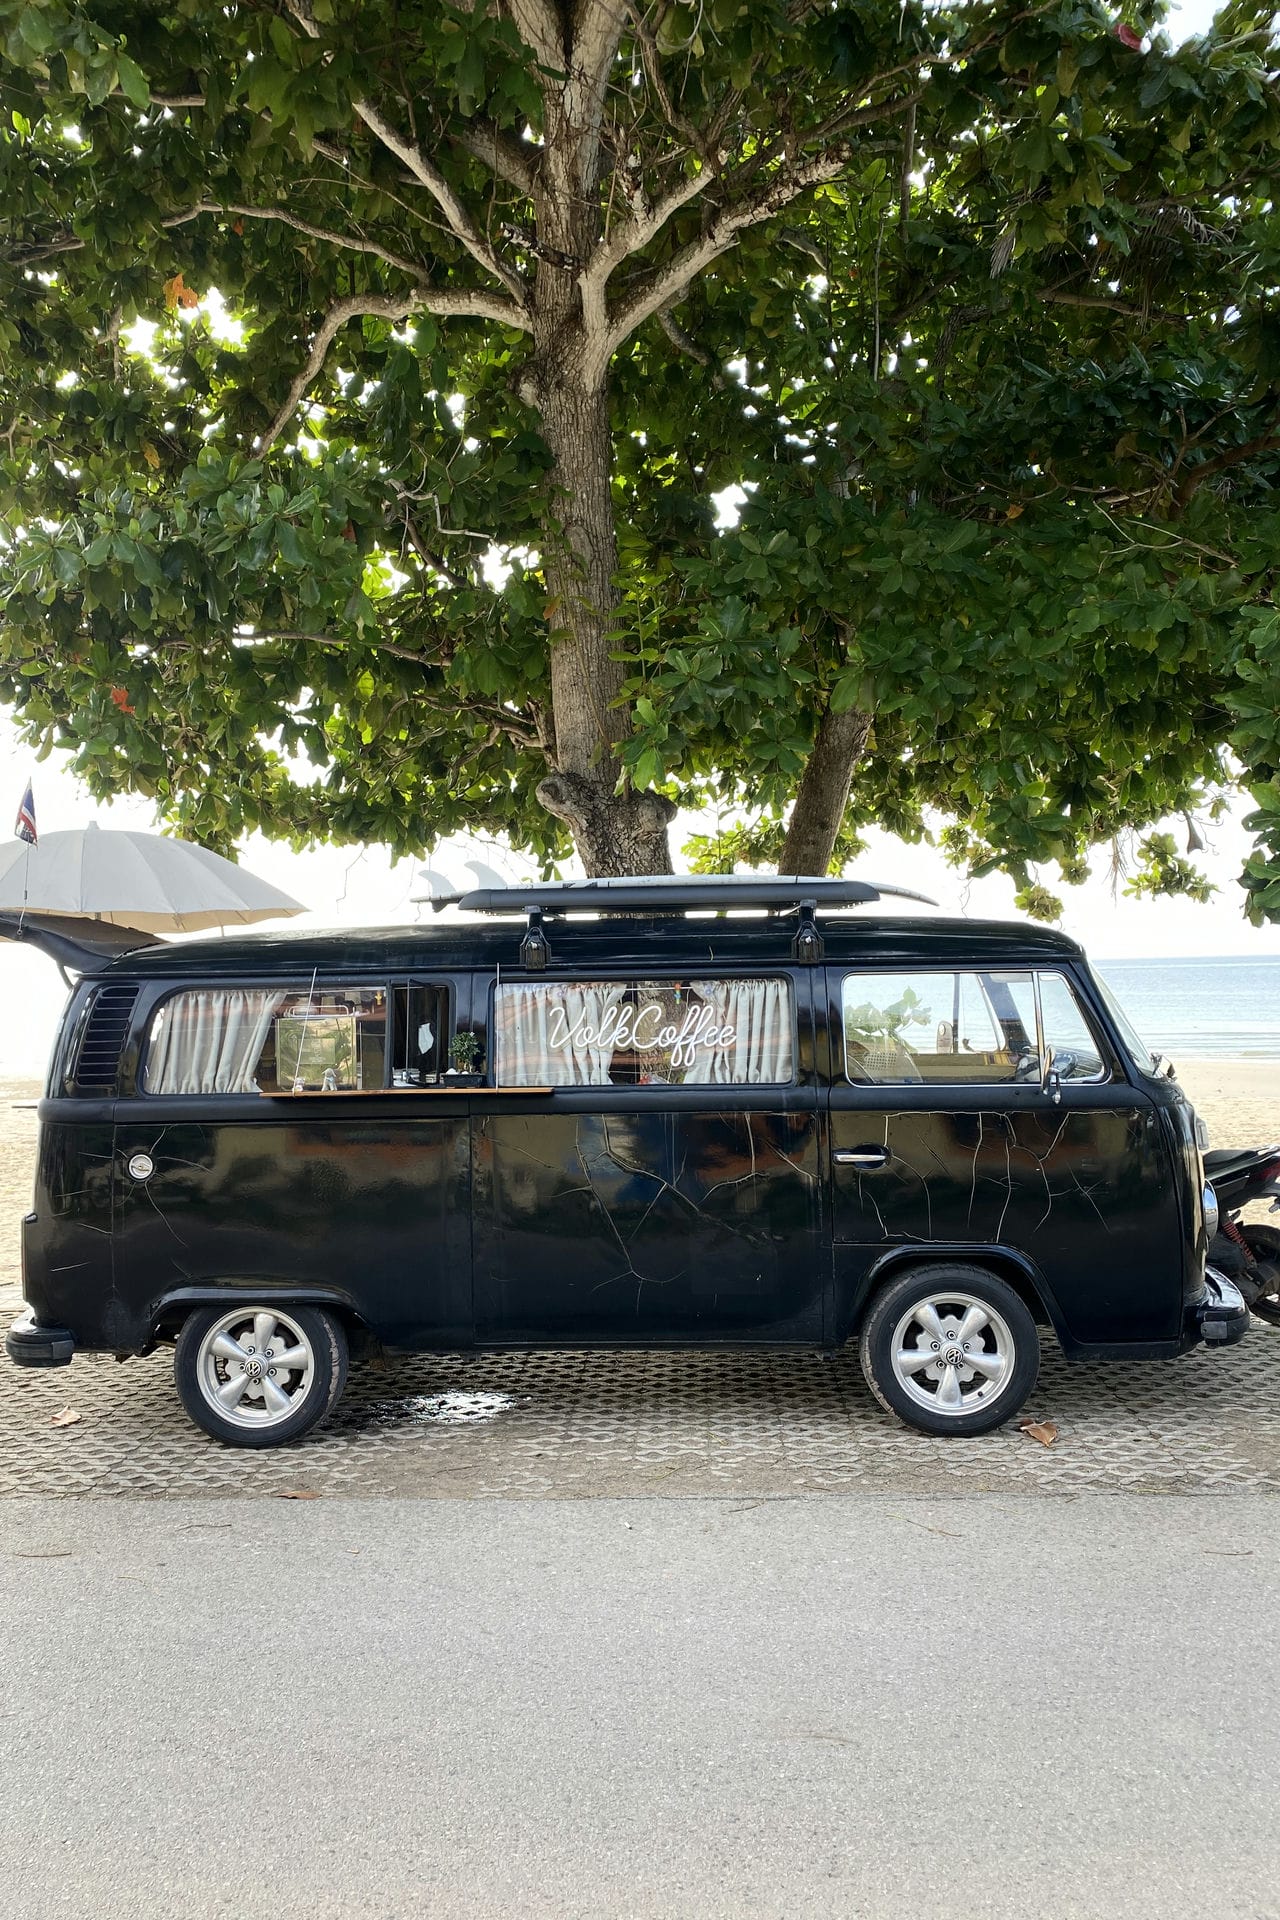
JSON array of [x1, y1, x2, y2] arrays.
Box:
[[166, 203, 428, 280], [264, 627, 542, 744], [581, 175, 711, 341], [805, 87, 927, 148], [1174, 428, 1280, 509], [657, 305, 723, 385], [451, 121, 540, 197], [256, 628, 440, 668], [568, 0, 630, 119], [283, 0, 528, 308], [625, 3, 711, 157], [350, 98, 529, 305], [501, 0, 564, 70], [399, 510, 471, 594], [1038, 286, 1180, 322], [32, 82, 207, 107], [582, 161, 714, 331], [256, 286, 528, 453], [12, 201, 464, 286], [604, 141, 864, 357], [898, 100, 917, 246], [461, 698, 542, 747]]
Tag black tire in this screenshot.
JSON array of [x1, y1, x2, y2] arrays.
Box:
[[1242, 1224, 1280, 1326], [174, 1303, 348, 1448], [859, 1264, 1040, 1437]]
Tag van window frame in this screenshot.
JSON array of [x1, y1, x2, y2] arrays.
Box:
[[486, 967, 803, 1092], [838, 965, 1114, 1088]]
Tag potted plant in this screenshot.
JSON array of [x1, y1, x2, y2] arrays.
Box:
[[446, 1030, 484, 1084]]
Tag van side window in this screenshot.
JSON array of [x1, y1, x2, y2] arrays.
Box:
[[390, 985, 449, 1086], [495, 978, 794, 1087], [843, 970, 1110, 1085], [143, 987, 387, 1094], [1039, 972, 1107, 1081], [843, 971, 1038, 1084]]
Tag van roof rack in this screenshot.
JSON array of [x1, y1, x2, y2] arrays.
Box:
[[437, 875, 938, 915], [433, 875, 937, 967]]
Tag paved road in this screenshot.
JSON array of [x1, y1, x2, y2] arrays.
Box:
[[2, 1492, 1276, 1920], [4, 1329, 1280, 1497]]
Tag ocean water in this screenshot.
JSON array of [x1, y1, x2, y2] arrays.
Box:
[[1095, 956, 1280, 1059]]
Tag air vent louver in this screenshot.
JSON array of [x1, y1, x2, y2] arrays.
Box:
[[72, 984, 139, 1093]]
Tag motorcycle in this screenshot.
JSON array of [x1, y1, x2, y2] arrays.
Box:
[[1205, 1144, 1280, 1325]]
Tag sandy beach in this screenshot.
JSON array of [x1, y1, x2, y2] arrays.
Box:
[[1, 1059, 1275, 1314]]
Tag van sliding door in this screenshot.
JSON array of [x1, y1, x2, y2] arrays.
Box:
[[470, 968, 827, 1344]]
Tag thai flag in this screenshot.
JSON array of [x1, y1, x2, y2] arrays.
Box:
[[14, 781, 36, 846]]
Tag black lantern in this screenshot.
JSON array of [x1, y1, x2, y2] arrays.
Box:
[[519, 905, 551, 970]]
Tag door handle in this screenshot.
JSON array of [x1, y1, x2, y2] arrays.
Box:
[[834, 1147, 890, 1170]]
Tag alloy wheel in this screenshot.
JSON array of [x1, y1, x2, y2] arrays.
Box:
[[195, 1307, 318, 1431], [889, 1291, 1015, 1417]]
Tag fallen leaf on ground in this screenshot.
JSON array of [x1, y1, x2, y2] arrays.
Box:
[[50, 1408, 81, 1429], [1019, 1418, 1058, 1447], [275, 1488, 321, 1500]]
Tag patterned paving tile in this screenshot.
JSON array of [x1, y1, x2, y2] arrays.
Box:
[[1, 1323, 1277, 1499]]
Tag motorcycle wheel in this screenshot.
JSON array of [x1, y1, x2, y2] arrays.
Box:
[[1241, 1223, 1280, 1325]]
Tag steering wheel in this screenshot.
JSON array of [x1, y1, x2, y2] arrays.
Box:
[[1013, 1045, 1082, 1086]]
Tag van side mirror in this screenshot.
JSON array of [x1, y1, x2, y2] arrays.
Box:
[[1041, 1046, 1061, 1104]]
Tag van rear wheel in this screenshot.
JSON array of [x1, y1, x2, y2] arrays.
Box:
[[859, 1265, 1038, 1437], [175, 1304, 348, 1448]]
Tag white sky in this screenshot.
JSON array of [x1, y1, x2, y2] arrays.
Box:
[[0, 0, 1271, 1074], [1167, 0, 1229, 36]]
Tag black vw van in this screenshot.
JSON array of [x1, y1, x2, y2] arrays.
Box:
[[2, 877, 1247, 1446]]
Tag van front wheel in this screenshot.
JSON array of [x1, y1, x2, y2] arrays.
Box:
[[175, 1304, 348, 1448], [859, 1266, 1039, 1437]]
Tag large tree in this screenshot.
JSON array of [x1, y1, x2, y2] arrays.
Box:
[[0, 0, 1278, 910]]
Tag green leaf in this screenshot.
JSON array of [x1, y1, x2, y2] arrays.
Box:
[[115, 53, 150, 109], [17, 10, 55, 55]]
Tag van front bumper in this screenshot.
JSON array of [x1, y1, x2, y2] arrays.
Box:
[[5, 1308, 75, 1368], [1193, 1268, 1250, 1347]]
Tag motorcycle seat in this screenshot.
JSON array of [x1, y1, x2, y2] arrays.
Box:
[[1204, 1144, 1280, 1177]]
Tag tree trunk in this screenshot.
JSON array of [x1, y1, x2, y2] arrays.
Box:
[[521, 40, 675, 879], [779, 702, 873, 875], [530, 374, 675, 875]]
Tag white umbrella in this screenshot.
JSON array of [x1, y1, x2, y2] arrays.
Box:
[[0, 822, 305, 933]]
